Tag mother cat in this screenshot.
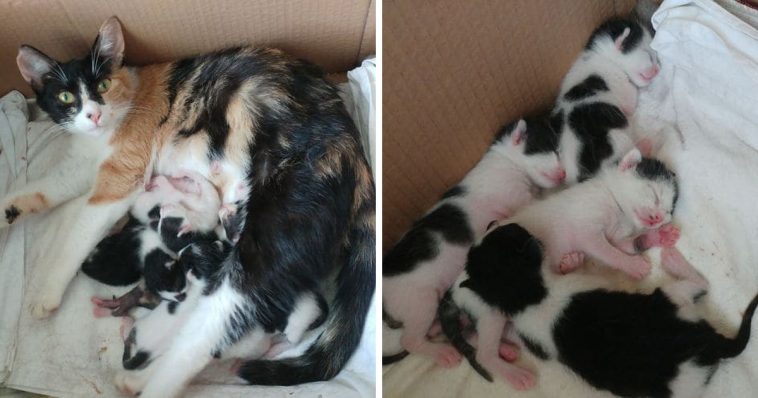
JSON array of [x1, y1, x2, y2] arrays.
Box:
[[11, 17, 375, 396]]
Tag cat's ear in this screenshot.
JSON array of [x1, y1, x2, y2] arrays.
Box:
[[614, 27, 631, 51], [17, 45, 56, 90], [511, 119, 527, 147], [93, 17, 125, 66], [618, 148, 642, 172]]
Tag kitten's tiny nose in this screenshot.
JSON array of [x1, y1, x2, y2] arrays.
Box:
[[556, 169, 566, 182], [87, 110, 102, 125]]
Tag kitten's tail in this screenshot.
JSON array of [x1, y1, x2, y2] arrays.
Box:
[[382, 312, 409, 365], [438, 290, 493, 382], [237, 189, 375, 386], [705, 291, 758, 362]]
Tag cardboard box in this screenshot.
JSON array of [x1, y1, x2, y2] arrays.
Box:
[[383, 0, 635, 249], [0, 0, 375, 97]]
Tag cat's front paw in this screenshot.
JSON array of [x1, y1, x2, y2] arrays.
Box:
[[114, 370, 144, 396], [1, 193, 50, 228], [30, 295, 60, 319]]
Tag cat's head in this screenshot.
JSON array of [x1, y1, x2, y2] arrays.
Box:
[[608, 148, 678, 230], [144, 257, 188, 303], [586, 18, 659, 87], [16, 17, 132, 136], [493, 117, 566, 189]]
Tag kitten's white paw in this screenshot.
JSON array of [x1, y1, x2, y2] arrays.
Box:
[[30, 297, 59, 319], [114, 371, 143, 396]]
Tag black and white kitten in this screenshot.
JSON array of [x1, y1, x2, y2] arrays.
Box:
[[443, 224, 758, 398], [383, 117, 566, 365], [554, 17, 660, 182]]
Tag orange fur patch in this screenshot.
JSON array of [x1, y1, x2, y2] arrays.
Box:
[[13, 192, 49, 213]]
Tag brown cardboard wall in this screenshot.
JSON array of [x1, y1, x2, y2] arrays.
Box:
[[383, 0, 635, 249], [0, 0, 375, 97]]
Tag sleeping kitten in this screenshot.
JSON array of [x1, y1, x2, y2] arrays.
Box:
[[444, 225, 758, 398], [382, 117, 566, 366], [554, 17, 659, 182], [438, 148, 679, 388]]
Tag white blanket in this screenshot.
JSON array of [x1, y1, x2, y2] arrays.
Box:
[[383, 1, 758, 397], [0, 62, 376, 397]]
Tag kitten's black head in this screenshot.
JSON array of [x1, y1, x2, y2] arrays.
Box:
[[522, 115, 560, 155], [462, 223, 547, 314], [635, 157, 679, 207], [16, 17, 129, 135], [586, 18, 643, 53], [143, 249, 187, 301]]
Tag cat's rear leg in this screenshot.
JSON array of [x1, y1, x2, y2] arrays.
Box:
[[400, 291, 462, 367], [475, 313, 535, 390], [660, 247, 709, 307]]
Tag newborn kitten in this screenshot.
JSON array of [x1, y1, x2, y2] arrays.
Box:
[[445, 224, 758, 398], [554, 17, 659, 182], [383, 117, 566, 365]]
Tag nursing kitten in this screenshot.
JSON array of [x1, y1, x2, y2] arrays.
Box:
[[445, 225, 758, 398], [82, 173, 220, 290], [554, 18, 659, 183], [383, 117, 566, 365], [17, 17, 374, 396]]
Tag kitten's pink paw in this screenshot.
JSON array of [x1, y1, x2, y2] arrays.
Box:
[[656, 224, 680, 247], [621, 257, 651, 280], [498, 342, 520, 362], [502, 366, 536, 391], [637, 138, 654, 157], [114, 371, 142, 396], [434, 345, 463, 368], [30, 294, 60, 319], [558, 252, 585, 274]]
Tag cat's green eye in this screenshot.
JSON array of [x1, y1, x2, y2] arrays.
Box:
[[97, 78, 112, 94], [57, 91, 75, 104]]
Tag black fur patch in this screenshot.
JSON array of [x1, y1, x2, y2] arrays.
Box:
[[568, 102, 628, 180], [461, 223, 546, 315], [81, 216, 144, 286], [552, 288, 741, 398], [441, 185, 466, 200], [384, 204, 473, 276], [564, 75, 609, 101], [587, 18, 644, 54], [518, 333, 550, 360], [4, 205, 20, 224], [143, 249, 185, 297], [636, 157, 679, 209], [383, 310, 403, 329], [167, 301, 179, 314], [123, 350, 151, 371], [523, 115, 560, 155]]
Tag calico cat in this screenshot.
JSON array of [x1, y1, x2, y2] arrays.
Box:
[[439, 149, 679, 389], [383, 117, 566, 366], [443, 226, 758, 398], [15, 17, 374, 396], [554, 17, 659, 183]]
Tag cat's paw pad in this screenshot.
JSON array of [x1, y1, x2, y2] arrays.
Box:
[[2, 204, 21, 227], [502, 366, 536, 391], [657, 224, 680, 247], [434, 345, 462, 368], [498, 342, 520, 362], [558, 252, 585, 274]]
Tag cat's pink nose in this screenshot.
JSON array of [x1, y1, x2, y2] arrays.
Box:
[[87, 110, 102, 125], [556, 169, 566, 182], [648, 213, 663, 224]]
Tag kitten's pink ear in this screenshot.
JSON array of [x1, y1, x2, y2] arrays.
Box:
[[17, 45, 55, 89], [511, 119, 527, 147], [618, 148, 642, 172], [93, 17, 125, 66], [615, 27, 631, 50]]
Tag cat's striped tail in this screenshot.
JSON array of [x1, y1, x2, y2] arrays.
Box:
[[237, 181, 375, 385]]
